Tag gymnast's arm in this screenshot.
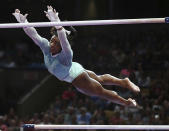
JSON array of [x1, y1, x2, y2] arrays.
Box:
[[44, 6, 73, 56], [57, 28, 73, 56], [12, 9, 45, 47], [23, 27, 44, 46]]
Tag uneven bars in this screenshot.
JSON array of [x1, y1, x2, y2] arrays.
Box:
[[23, 124, 169, 130], [0, 17, 169, 28]]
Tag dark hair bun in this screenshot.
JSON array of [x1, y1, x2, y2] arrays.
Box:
[[66, 26, 77, 41], [50, 27, 57, 36], [50, 26, 77, 41]]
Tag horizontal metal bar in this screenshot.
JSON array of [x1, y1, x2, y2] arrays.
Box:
[[23, 124, 169, 130], [0, 18, 167, 28]]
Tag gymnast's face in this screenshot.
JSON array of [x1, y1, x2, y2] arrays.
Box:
[[50, 35, 62, 55]]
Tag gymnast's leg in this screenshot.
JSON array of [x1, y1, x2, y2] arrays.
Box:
[[72, 72, 137, 107], [86, 70, 140, 93]]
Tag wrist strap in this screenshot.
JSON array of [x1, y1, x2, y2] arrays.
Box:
[[57, 27, 63, 31]]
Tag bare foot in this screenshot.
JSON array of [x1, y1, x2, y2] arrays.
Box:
[[124, 78, 140, 93], [127, 98, 137, 107]]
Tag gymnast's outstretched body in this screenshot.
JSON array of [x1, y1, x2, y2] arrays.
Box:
[[13, 6, 140, 107]]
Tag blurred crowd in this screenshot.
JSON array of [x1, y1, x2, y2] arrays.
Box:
[[0, 86, 169, 131], [0, 38, 44, 69], [0, 25, 169, 130]]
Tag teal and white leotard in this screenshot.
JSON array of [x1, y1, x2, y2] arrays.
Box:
[[24, 27, 85, 83]]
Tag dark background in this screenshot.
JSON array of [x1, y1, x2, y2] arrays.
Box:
[[0, 0, 169, 41], [0, 0, 169, 48], [0, 0, 169, 21]]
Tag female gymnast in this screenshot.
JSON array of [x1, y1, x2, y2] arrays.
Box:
[[12, 6, 140, 107]]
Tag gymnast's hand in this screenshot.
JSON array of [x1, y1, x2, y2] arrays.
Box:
[[44, 5, 60, 22], [12, 9, 28, 23], [44, 5, 62, 29]]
